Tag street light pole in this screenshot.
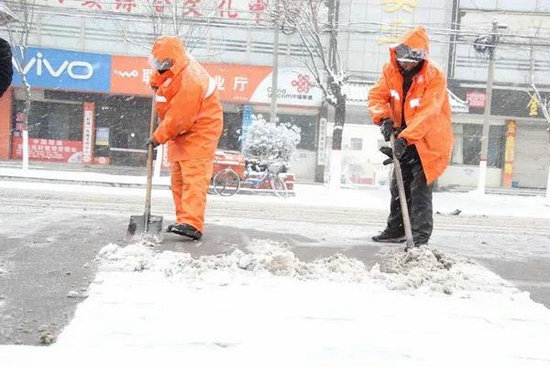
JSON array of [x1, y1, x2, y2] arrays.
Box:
[[269, 0, 279, 124], [477, 20, 499, 194]]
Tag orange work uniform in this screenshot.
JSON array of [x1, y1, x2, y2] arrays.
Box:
[[150, 36, 223, 232], [368, 26, 454, 184]]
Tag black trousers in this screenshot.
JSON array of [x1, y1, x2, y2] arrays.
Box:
[[386, 146, 433, 242]]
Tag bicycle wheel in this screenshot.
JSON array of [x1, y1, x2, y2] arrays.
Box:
[[270, 175, 288, 198], [213, 168, 240, 196], [207, 177, 216, 195]]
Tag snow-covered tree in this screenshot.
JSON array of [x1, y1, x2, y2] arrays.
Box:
[[4, 0, 36, 170], [243, 114, 301, 164], [267, 0, 347, 189]]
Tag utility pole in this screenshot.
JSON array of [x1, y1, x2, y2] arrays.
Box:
[[269, 0, 279, 124], [477, 20, 503, 194], [327, 0, 343, 190]]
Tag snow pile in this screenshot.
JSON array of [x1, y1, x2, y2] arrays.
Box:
[[98, 240, 367, 282], [371, 247, 516, 296], [97, 240, 518, 297]]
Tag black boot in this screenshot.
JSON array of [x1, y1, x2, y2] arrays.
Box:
[[372, 229, 406, 243], [167, 223, 202, 240], [413, 236, 429, 247]]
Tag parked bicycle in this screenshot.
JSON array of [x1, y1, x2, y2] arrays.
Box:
[[211, 160, 288, 198]]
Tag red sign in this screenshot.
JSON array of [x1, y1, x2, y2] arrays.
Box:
[[11, 137, 83, 162], [111, 55, 153, 96], [82, 102, 95, 163], [502, 120, 517, 188], [203, 63, 271, 103], [466, 90, 486, 108], [109, 55, 272, 103]]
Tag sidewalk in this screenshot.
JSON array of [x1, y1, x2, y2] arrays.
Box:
[[0, 160, 170, 188], [0, 160, 546, 197]]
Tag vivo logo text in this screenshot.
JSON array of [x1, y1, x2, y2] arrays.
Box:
[[13, 52, 94, 80]]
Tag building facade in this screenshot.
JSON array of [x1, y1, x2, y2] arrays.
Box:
[[0, 0, 548, 188], [0, 0, 325, 179], [442, 0, 550, 189]]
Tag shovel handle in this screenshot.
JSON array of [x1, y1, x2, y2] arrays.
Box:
[[390, 134, 415, 249], [144, 94, 158, 231]]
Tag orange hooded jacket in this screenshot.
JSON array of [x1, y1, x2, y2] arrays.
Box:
[[150, 36, 223, 162], [368, 26, 454, 184]]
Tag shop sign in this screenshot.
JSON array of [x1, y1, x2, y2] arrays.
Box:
[[202, 63, 271, 103], [111, 55, 153, 96], [466, 90, 486, 108], [109, 55, 322, 108], [317, 117, 327, 165], [95, 127, 110, 146], [527, 94, 539, 117], [82, 102, 95, 163], [11, 137, 83, 162], [110, 57, 272, 102], [240, 105, 253, 151], [502, 120, 516, 188], [250, 69, 323, 107], [35, 0, 269, 24], [12, 47, 111, 92]]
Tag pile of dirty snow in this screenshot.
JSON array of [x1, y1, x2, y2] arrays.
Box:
[[97, 240, 519, 297], [371, 247, 514, 295], [98, 239, 367, 282]]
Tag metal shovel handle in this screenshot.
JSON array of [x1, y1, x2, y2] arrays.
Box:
[[390, 134, 415, 249], [144, 95, 158, 231]]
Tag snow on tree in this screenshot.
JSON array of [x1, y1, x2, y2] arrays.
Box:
[[243, 114, 301, 164], [266, 0, 348, 189], [4, 0, 37, 171]]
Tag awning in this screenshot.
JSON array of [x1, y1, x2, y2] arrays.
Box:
[[344, 82, 470, 114]]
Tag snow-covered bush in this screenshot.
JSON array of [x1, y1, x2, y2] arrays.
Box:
[[243, 114, 301, 163]]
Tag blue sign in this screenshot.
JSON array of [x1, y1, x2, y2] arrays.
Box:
[[11, 47, 111, 92], [240, 105, 253, 151]]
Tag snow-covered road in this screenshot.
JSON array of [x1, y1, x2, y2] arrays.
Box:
[[0, 180, 549, 366]]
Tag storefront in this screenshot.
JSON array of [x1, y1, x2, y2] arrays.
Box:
[[5, 47, 114, 165], [446, 85, 550, 189], [105, 56, 324, 179], [1, 47, 323, 179]]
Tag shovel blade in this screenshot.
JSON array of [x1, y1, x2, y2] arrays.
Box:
[[125, 215, 164, 243]]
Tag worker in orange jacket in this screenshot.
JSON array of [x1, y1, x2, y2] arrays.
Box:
[[367, 26, 454, 246], [146, 36, 223, 240]]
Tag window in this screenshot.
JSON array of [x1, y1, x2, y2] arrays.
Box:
[[13, 100, 83, 141], [350, 138, 363, 151], [461, 124, 505, 168]]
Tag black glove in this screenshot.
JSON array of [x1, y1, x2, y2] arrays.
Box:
[[145, 136, 160, 148], [393, 137, 407, 159], [380, 118, 395, 142], [379, 146, 393, 165]]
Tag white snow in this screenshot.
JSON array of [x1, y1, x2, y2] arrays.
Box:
[[1, 240, 550, 366], [0, 167, 170, 186], [243, 114, 301, 162], [0, 172, 548, 219], [1, 172, 550, 366]]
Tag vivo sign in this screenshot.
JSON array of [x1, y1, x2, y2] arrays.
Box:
[[11, 47, 111, 92]]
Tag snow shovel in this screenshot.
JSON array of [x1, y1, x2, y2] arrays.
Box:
[[390, 134, 414, 250], [125, 96, 163, 243]]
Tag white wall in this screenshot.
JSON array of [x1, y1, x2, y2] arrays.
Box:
[[324, 123, 389, 185], [289, 149, 317, 182], [438, 165, 503, 188]]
